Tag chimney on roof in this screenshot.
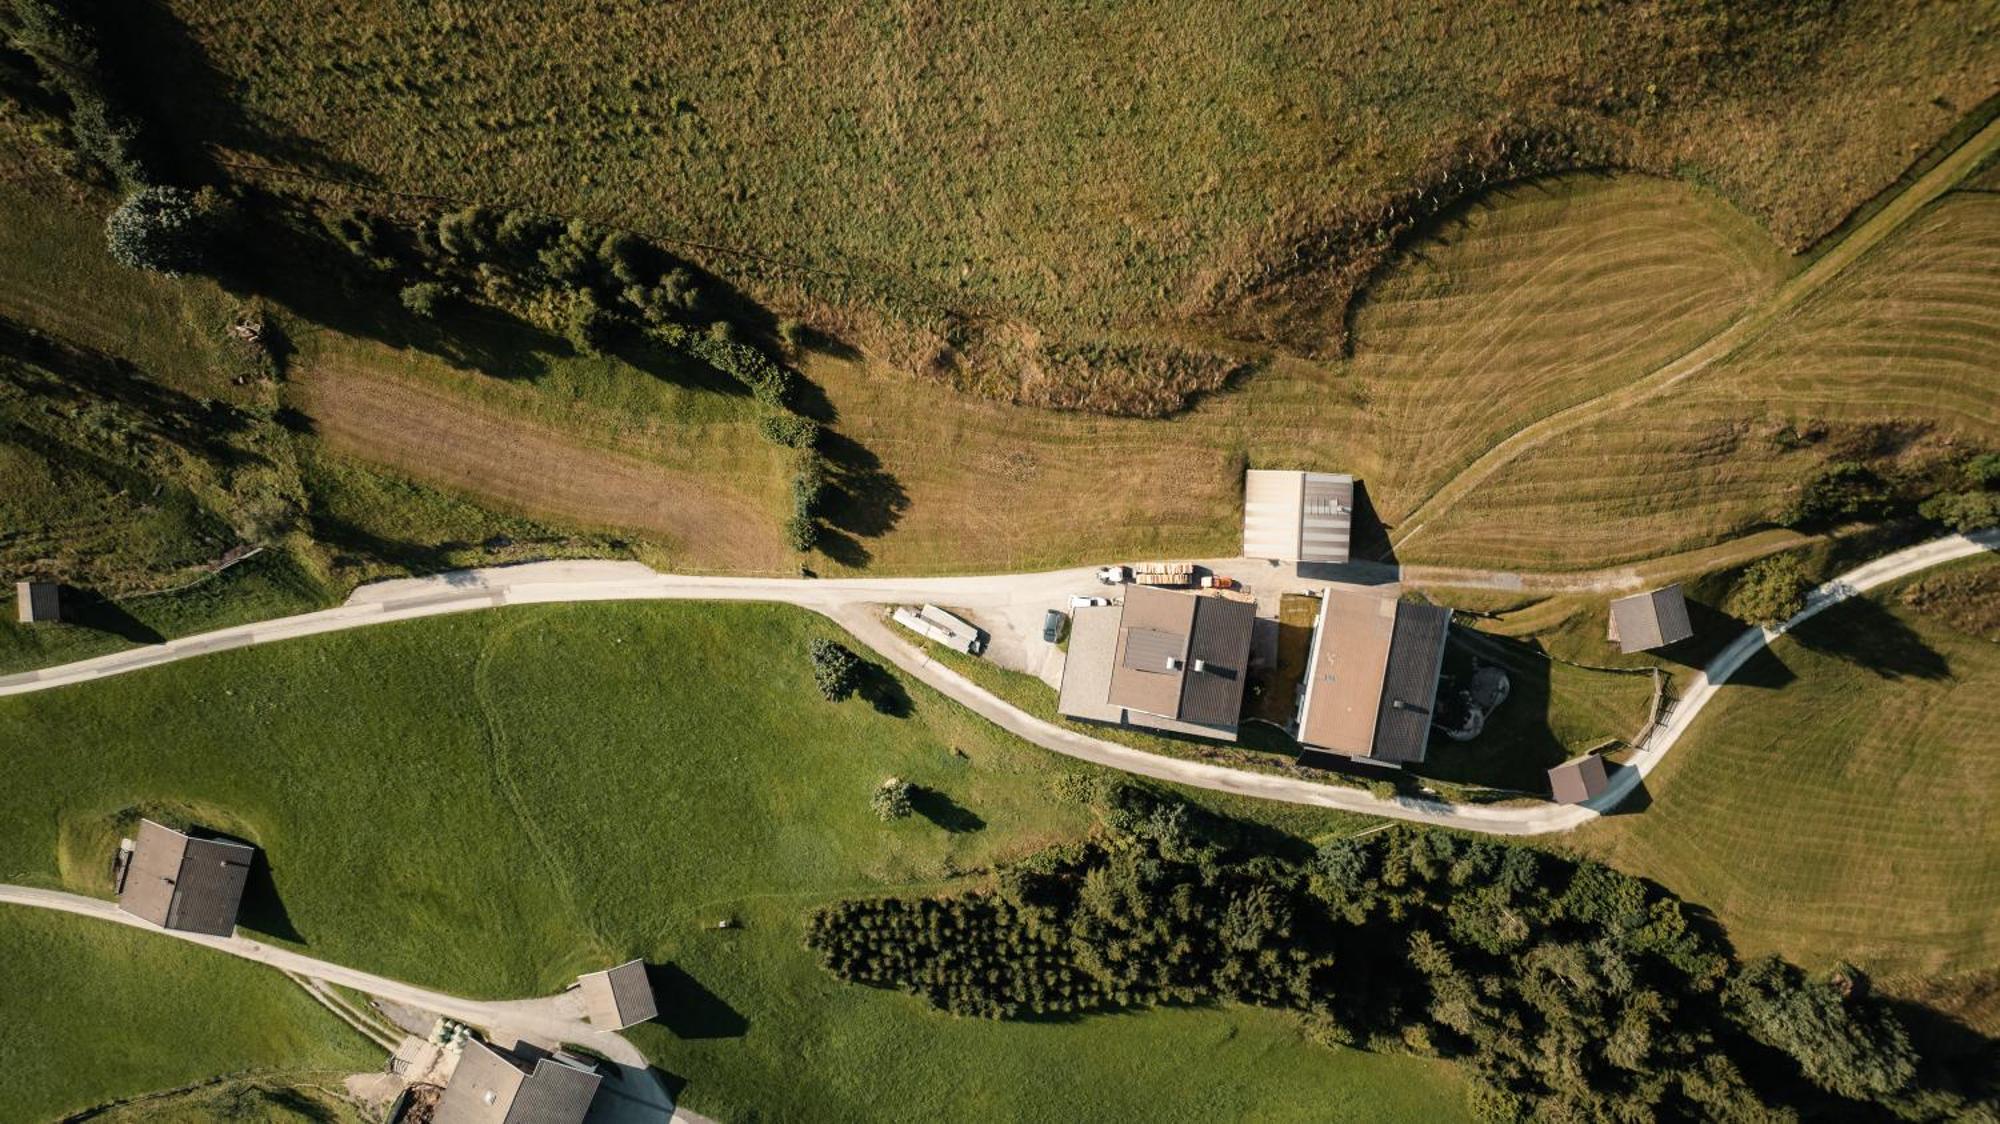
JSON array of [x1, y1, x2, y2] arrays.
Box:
[[1167, 657, 1184, 670], [1191, 658, 1208, 673]]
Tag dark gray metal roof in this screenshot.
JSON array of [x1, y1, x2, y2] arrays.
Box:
[[118, 819, 253, 937], [15, 581, 59, 623], [1119, 627, 1187, 673], [1370, 603, 1452, 764], [1178, 596, 1256, 728], [436, 1039, 600, 1124], [1608, 584, 1694, 653], [579, 958, 659, 1028]]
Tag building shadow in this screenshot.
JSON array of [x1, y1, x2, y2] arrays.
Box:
[[1414, 628, 1565, 792], [1346, 480, 1398, 567], [189, 827, 305, 944], [910, 787, 985, 834], [646, 963, 748, 1040], [1592, 764, 1652, 817], [57, 588, 165, 646]]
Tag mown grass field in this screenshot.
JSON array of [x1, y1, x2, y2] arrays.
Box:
[[0, 601, 1467, 1121], [1574, 556, 2000, 978], [1409, 180, 2000, 570], [138, 0, 1989, 347], [0, 907, 373, 1124]]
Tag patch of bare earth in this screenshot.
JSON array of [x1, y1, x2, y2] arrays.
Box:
[[296, 364, 785, 570]]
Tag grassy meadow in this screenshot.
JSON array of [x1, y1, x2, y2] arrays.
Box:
[[0, 907, 374, 1124], [134, 1, 1990, 349], [1574, 556, 2000, 977], [0, 600, 1468, 1121]]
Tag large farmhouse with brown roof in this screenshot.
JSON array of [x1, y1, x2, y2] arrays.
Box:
[[1058, 585, 1256, 741], [435, 1038, 601, 1124], [116, 819, 254, 937], [1295, 589, 1452, 765]]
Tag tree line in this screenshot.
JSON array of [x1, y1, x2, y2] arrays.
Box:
[[807, 780, 1993, 1122]]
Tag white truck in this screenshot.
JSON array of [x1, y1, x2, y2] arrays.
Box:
[[1096, 565, 1130, 585], [892, 604, 985, 655]]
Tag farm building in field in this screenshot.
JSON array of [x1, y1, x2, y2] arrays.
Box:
[[15, 581, 60, 624], [1608, 585, 1694, 653], [1548, 754, 1611, 804], [116, 819, 254, 937], [435, 1038, 601, 1124], [1057, 585, 1256, 741], [1295, 590, 1452, 765], [576, 959, 658, 1029], [1242, 470, 1355, 564]]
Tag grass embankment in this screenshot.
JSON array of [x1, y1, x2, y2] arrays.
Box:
[[0, 908, 373, 1124], [1411, 182, 2000, 570], [140, 3, 1987, 365], [0, 601, 1462, 1121], [1575, 555, 2000, 977]]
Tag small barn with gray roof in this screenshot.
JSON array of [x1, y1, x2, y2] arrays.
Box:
[[117, 819, 254, 937], [1548, 754, 1611, 805], [1242, 470, 1355, 563], [435, 1038, 601, 1124], [577, 959, 658, 1029], [1607, 585, 1694, 653]]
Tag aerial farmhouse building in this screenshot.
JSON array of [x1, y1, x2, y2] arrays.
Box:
[[1058, 585, 1256, 741], [15, 580, 60, 624], [116, 819, 254, 937], [435, 1038, 601, 1124], [1295, 589, 1452, 765], [576, 959, 659, 1029], [1608, 584, 1694, 653], [1548, 754, 1612, 804], [1242, 470, 1355, 564]]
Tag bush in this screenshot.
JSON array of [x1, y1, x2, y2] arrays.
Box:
[[1725, 957, 1917, 1102], [872, 777, 914, 821], [561, 289, 618, 356], [785, 512, 819, 554], [1727, 553, 1814, 626], [1787, 461, 1892, 527], [104, 186, 209, 275], [1965, 452, 2000, 489], [1919, 490, 2000, 533], [792, 454, 829, 519], [808, 637, 860, 701], [760, 412, 821, 450], [399, 282, 451, 317]]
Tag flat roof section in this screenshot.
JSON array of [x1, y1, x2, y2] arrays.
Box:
[[1241, 470, 1354, 563], [1297, 590, 1397, 755], [1057, 605, 1123, 723]]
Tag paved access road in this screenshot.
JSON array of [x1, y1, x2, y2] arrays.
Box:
[[4, 531, 1992, 835], [0, 884, 695, 1121]]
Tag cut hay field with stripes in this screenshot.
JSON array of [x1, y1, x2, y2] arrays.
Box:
[[1407, 185, 2000, 570], [1574, 556, 2000, 977]]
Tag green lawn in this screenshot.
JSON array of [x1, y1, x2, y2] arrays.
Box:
[[0, 908, 374, 1124], [0, 600, 1466, 1121], [1577, 556, 2000, 977]]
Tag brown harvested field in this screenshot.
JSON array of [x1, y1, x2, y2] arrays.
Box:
[[1409, 185, 2000, 570], [798, 173, 1790, 571], [1571, 558, 2000, 976], [297, 362, 789, 570]]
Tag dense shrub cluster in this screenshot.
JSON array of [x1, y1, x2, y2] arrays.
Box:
[[807, 636, 860, 702], [1727, 552, 1814, 626], [870, 777, 913, 821], [808, 782, 1989, 1121], [104, 185, 211, 276]]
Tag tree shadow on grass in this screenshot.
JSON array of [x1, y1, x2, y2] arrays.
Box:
[[857, 660, 912, 718], [647, 963, 748, 1039], [308, 513, 461, 575], [911, 787, 984, 834], [1788, 597, 1951, 681]]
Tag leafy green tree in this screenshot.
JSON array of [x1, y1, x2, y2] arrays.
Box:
[[399, 281, 451, 317], [1727, 553, 1814, 625], [1788, 461, 1892, 527], [759, 412, 821, 450], [104, 185, 208, 275], [785, 512, 819, 553], [1919, 489, 2000, 533]]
